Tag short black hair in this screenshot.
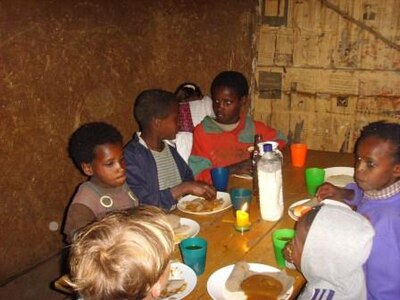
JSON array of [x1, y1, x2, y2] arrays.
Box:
[[68, 122, 123, 172], [210, 71, 249, 98], [133, 89, 177, 129], [174, 82, 203, 102], [357, 120, 400, 163], [302, 205, 322, 230]]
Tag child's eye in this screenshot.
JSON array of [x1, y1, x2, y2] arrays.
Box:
[[367, 161, 376, 168], [105, 161, 114, 167]]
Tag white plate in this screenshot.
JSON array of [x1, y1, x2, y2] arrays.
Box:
[[207, 263, 293, 300], [174, 218, 200, 244], [161, 262, 197, 300], [288, 199, 350, 221], [177, 192, 232, 215], [324, 167, 354, 187]]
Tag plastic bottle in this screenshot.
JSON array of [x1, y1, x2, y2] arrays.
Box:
[[252, 134, 263, 196], [257, 143, 283, 221]]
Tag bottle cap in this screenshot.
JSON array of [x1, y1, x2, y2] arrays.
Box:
[[263, 143, 273, 152]]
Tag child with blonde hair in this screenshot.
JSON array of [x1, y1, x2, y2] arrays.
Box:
[[69, 206, 174, 300]]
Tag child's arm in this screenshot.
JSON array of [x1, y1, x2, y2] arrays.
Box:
[[316, 182, 355, 202], [170, 181, 216, 200], [63, 204, 95, 243], [226, 159, 252, 175]]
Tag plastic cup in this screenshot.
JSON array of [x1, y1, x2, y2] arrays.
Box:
[[290, 143, 307, 167], [180, 237, 208, 275], [211, 167, 229, 191], [272, 229, 295, 268], [230, 188, 252, 216], [305, 168, 325, 196]]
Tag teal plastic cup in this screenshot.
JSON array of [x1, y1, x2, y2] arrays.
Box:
[[230, 188, 252, 216], [272, 229, 295, 268], [305, 168, 325, 196], [180, 237, 208, 275]]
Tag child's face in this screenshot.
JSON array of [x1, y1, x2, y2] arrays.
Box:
[[82, 143, 126, 188], [212, 86, 245, 124], [355, 136, 400, 191], [284, 217, 308, 271], [158, 102, 179, 140]]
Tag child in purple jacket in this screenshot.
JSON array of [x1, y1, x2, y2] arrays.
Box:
[[317, 121, 400, 300]]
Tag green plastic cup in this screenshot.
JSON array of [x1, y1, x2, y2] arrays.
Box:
[[272, 229, 295, 268], [305, 168, 325, 196]]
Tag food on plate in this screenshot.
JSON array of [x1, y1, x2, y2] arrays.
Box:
[[160, 279, 187, 298], [293, 205, 313, 218], [241, 274, 283, 299], [325, 174, 353, 187], [160, 265, 187, 298], [223, 261, 294, 300], [165, 214, 181, 229], [174, 224, 192, 243], [183, 197, 224, 212], [165, 214, 193, 243]]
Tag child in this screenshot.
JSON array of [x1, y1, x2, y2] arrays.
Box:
[[189, 71, 287, 183], [69, 207, 174, 300], [173, 82, 215, 163], [124, 89, 216, 211], [317, 121, 400, 299], [175, 82, 214, 132], [284, 205, 375, 300], [63, 122, 139, 243]]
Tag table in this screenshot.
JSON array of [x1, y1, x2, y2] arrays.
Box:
[[175, 149, 354, 299]]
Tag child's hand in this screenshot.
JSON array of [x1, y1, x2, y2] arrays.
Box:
[[173, 182, 216, 200], [316, 183, 354, 202]]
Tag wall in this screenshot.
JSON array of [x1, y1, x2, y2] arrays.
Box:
[[253, 0, 400, 152], [0, 0, 257, 281]]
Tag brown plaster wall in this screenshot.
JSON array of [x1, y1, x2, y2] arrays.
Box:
[[0, 0, 257, 281]]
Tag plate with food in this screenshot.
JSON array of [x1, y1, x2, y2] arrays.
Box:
[[161, 262, 197, 300], [177, 192, 231, 215], [288, 198, 350, 221], [207, 262, 294, 300], [324, 167, 354, 187], [165, 215, 200, 244]]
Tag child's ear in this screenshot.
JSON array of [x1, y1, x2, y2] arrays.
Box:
[[393, 163, 400, 177], [149, 281, 162, 299], [81, 162, 94, 176], [240, 95, 249, 106]]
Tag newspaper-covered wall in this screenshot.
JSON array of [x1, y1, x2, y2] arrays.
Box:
[[253, 0, 400, 152]]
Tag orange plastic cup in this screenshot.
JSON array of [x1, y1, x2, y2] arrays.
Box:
[[290, 143, 307, 167]]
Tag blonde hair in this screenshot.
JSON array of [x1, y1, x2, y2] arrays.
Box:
[[69, 206, 174, 300]]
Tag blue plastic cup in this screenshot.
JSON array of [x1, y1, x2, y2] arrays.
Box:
[[230, 188, 252, 216], [180, 237, 208, 275], [211, 167, 229, 191]]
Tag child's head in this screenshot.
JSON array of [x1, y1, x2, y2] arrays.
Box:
[[285, 205, 321, 271], [355, 121, 400, 191], [286, 205, 374, 298], [68, 122, 125, 188], [69, 206, 174, 300], [175, 82, 203, 102], [210, 71, 248, 124], [286, 205, 374, 278], [134, 89, 179, 140]]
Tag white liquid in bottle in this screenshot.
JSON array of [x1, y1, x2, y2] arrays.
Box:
[[257, 144, 283, 221]]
